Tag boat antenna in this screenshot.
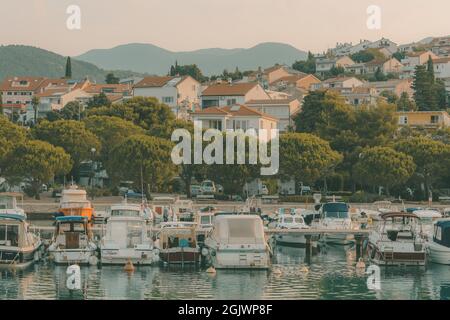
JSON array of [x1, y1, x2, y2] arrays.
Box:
[[140, 163, 144, 204]]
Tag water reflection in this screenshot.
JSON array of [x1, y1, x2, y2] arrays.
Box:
[[0, 245, 449, 300]]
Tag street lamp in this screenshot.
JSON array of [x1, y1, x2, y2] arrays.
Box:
[[90, 148, 96, 192]]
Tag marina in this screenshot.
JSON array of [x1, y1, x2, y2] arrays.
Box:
[[1, 191, 450, 300]]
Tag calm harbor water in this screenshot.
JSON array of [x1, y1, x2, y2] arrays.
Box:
[[1, 245, 450, 300]]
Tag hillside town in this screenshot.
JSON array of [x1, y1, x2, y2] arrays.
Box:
[[1, 36, 450, 203]]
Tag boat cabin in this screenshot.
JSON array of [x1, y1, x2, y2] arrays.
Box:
[[54, 216, 91, 250], [0, 214, 26, 248], [211, 214, 266, 248], [0, 193, 25, 217], [433, 220, 450, 248], [159, 222, 198, 250], [321, 202, 350, 219]]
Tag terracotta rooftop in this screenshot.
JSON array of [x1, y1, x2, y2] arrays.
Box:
[[433, 57, 450, 64], [134, 76, 183, 88], [0, 77, 47, 91], [246, 98, 298, 105], [83, 83, 131, 94], [192, 104, 278, 121], [201, 82, 258, 96]]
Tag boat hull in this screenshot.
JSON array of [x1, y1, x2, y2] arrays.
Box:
[[210, 249, 270, 269], [368, 243, 426, 266], [320, 233, 354, 245], [49, 248, 97, 265], [159, 248, 200, 265], [101, 248, 157, 265], [0, 245, 42, 270], [428, 241, 450, 265], [275, 234, 306, 246]]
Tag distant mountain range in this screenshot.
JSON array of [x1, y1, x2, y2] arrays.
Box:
[[0, 45, 145, 82], [75, 42, 308, 76]]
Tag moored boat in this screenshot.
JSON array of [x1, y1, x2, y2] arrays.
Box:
[[428, 219, 450, 265], [100, 200, 157, 265], [312, 202, 354, 245], [274, 211, 310, 246], [155, 222, 200, 265], [0, 193, 42, 269], [48, 216, 97, 265], [58, 184, 94, 221], [203, 213, 271, 269], [368, 212, 426, 266]]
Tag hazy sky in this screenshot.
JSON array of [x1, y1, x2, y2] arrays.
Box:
[[1, 0, 449, 56]]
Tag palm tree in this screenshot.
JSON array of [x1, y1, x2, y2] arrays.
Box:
[[32, 96, 40, 125]]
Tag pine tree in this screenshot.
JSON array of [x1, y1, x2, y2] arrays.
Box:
[[65, 57, 72, 79], [413, 65, 435, 110]]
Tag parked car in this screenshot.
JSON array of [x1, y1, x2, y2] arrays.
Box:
[[190, 185, 202, 197], [200, 180, 216, 195], [124, 190, 146, 200]]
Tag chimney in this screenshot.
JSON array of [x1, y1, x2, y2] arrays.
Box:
[[228, 78, 232, 85]]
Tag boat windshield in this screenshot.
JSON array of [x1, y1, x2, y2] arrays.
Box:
[[284, 217, 294, 224], [323, 203, 349, 219], [0, 224, 19, 246], [111, 209, 140, 217], [59, 222, 86, 233], [200, 215, 212, 225], [0, 196, 16, 210]]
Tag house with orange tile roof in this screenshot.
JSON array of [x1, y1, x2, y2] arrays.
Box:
[[191, 104, 278, 141], [269, 74, 321, 91], [201, 81, 270, 109], [311, 76, 364, 91], [133, 75, 200, 118], [245, 98, 300, 131], [0, 76, 72, 117]]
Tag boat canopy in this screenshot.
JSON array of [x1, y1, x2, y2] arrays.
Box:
[[380, 212, 419, 220], [56, 216, 87, 222], [0, 213, 25, 222], [434, 220, 450, 247], [212, 215, 265, 245]]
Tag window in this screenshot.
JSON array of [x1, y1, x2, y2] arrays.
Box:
[[233, 120, 248, 130], [162, 96, 174, 104], [0, 225, 19, 246], [226, 98, 237, 106], [431, 115, 440, 124], [208, 120, 222, 130], [399, 116, 408, 125]]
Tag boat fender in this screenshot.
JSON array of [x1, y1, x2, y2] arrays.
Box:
[[123, 259, 135, 272], [34, 251, 40, 262], [88, 255, 98, 266], [201, 247, 209, 257]]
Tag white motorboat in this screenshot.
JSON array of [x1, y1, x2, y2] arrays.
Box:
[[360, 201, 399, 222], [101, 200, 157, 265], [413, 209, 442, 240], [58, 184, 94, 221], [312, 202, 354, 245], [0, 193, 42, 269], [428, 219, 450, 265], [155, 222, 200, 265], [203, 213, 271, 269], [368, 212, 426, 266], [48, 216, 97, 265], [274, 210, 310, 246]]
